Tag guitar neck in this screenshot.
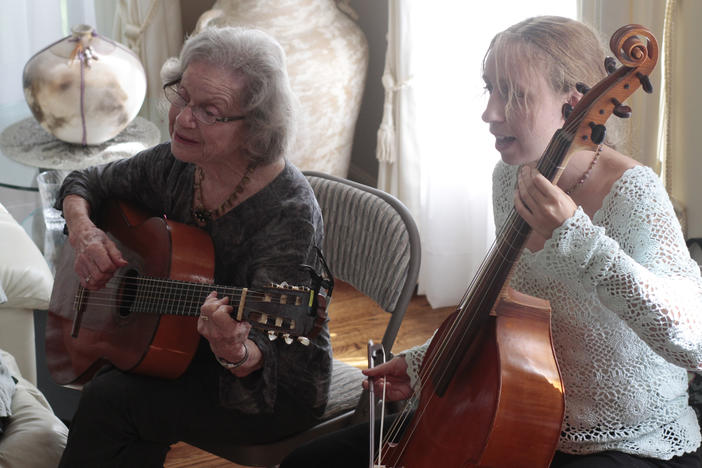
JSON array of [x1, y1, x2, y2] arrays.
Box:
[[127, 276, 244, 318]]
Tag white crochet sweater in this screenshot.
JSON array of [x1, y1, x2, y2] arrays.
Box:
[[404, 162, 702, 459]]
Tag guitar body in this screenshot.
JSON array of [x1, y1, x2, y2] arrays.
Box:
[[381, 288, 564, 467], [46, 200, 215, 385]]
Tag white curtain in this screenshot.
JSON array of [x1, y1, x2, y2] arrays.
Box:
[[0, 0, 183, 143], [0, 0, 98, 114], [578, 0, 683, 229], [378, 1, 576, 308], [112, 0, 183, 141]]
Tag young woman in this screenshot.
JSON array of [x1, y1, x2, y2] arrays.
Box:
[[281, 16, 702, 468]]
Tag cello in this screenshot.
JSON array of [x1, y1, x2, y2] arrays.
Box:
[[377, 24, 659, 467]]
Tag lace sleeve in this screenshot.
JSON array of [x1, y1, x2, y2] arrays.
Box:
[[397, 334, 434, 392], [538, 167, 702, 370]]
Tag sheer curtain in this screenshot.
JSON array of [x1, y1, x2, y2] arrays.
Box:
[[0, 1, 114, 116], [112, 0, 183, 140], [0, 0, 181, 142], [378, 1, 576, 308]]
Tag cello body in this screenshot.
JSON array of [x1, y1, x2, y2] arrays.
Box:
[[382, 288, 564, 467]]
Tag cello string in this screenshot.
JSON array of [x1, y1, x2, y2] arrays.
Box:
[[411, 134, 573, 387], [378, 132, 580, 461]]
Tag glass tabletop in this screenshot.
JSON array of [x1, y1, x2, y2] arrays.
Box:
[[0, 101, 39, 191]]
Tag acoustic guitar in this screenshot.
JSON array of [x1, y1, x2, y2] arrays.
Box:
[[46, 199, 324, 386]]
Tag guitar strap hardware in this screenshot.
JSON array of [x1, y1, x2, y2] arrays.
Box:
[[300, 246, 334, 340]]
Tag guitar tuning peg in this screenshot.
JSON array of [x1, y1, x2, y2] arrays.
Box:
[[636, 72, 653, 94], [576, 82, 591, 94], [297, 336, 310, 346], [589, 122, 607, 145], [611, 98, 632, 119], [283, 334, 293, 345], [267, 331, 278, 341], [604, 56, 617, 74]]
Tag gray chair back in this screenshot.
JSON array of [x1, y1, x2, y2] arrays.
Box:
[[196, 171, 421, 466]]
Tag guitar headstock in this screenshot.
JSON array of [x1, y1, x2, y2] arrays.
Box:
[[233, 283, 320, 346]]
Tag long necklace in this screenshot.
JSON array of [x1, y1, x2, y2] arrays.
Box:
[[565, 144, 603, 196], [192, 162, 258, 227]]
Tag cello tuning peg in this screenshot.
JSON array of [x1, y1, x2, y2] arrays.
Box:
[[562, 103, 573, 119], [589, 122, 607, 145], [611, 98, 632, 119], [576, 82, 591, 94], [267, 331, 278, 341], [283, 333, 293, 345], [604, 56, 617, 74], [636, 72, 653, 94], [613, 105, 632, 119]]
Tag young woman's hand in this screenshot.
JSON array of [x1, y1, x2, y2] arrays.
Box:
[[362, 356, 413, 402], [514, 165, 577, 240]]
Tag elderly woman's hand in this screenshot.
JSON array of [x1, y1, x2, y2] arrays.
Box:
[[63, 195, 127, 290], [198, 291, 263, 376]]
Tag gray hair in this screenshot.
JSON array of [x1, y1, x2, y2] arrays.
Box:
[[161, 27, 296, 164]]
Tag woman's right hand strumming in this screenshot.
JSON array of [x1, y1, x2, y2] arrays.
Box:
[[362, 356, 414, 402], [63, 194, 128, 290]]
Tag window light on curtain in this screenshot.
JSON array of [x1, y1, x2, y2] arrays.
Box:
[[377, 1, 577, 308]]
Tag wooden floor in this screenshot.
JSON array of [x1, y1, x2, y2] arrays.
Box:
[[164, 280, 454, 468]]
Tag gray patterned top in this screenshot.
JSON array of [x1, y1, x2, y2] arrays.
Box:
[[56, 142, 332, 416]]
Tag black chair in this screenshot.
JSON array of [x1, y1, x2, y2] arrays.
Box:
[[197, 171, 421, 466]]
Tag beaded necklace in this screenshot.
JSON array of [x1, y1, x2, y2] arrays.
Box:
[[565, 144, 603, 196], [192, 162, 258, 227]]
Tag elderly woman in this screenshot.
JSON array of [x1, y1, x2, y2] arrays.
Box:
[[56, 27, 331, 467]]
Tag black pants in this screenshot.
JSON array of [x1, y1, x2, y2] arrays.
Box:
[[59, 343, 316, 468], [281, 413, 701, 468]]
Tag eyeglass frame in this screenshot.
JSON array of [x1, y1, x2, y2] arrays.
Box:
[[162, 79, 247, 125]]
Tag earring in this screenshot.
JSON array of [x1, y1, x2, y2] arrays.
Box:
[[562, 103, 573, 119]]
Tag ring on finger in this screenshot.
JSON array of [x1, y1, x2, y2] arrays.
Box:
[[200, 314, 209, 321], [85, 274, 91, 283]]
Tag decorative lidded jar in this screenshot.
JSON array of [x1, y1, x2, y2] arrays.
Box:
[[23, 24, 146, 145]]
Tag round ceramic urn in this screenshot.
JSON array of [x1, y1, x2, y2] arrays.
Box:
[[23, 24, 147, 145], [195, 0, 368, 177]]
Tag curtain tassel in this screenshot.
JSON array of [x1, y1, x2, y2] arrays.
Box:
[[376, 73, 397, 164]]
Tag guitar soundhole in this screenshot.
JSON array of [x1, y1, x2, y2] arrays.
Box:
[[117, 269, 140, 318]]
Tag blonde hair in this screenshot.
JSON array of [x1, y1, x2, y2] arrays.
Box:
[[484, 16, 622, 146]]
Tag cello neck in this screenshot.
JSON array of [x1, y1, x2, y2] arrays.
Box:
[[432, 130, 573, 395]]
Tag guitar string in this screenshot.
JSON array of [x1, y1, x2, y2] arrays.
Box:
[[71, 275, 304, 316], [70, 285, 306, 336]]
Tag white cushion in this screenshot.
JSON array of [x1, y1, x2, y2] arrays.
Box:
[[0, 203, 53, 310]]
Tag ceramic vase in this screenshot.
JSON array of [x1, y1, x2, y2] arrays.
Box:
[[195, 0, 368, 177], [23, 24, 147, 145]]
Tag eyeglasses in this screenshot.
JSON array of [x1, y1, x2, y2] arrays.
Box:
[[163, 80, 246, 125]]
